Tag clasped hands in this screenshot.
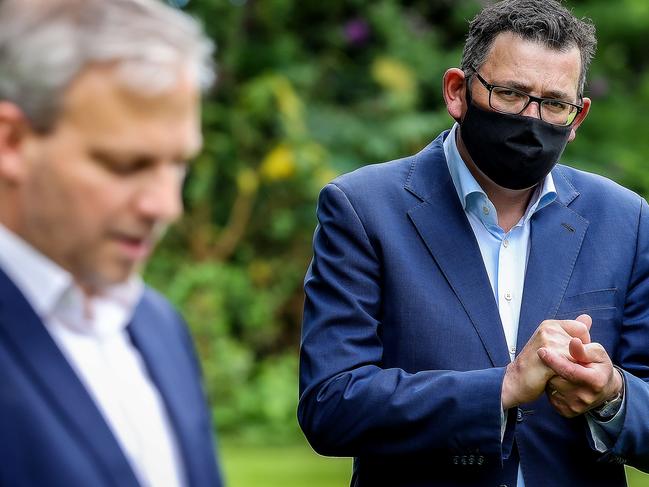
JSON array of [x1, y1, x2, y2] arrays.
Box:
[[502, 314, 623, 417]]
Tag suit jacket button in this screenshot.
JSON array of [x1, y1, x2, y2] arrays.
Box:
[[452, 455, 459, 465], [477, 456, 485, 465], [461, 456, 467, 465], [516, 409, 524, 422]]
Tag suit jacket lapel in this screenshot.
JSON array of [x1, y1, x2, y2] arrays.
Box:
[[128, 293, 205, 487], [516, 166, 588, 352], [406, 134, 510, 367], [0, 269, 140, 487]]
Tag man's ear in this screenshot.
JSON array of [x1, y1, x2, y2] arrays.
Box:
[[0, 102, 30, 183], [443, 68, 468, 123], [568, 96, 591, 143]]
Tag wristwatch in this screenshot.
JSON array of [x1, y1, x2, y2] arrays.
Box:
[[591, 390, 623, 421]]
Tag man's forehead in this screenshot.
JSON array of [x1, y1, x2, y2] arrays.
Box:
[[52, 66, 200, 146], [0, 0, 90, 28], [52, 64, 202, 158], [484, 32, 581, 66], [62, 64, 199, 117], [481, 32, 582, 94]]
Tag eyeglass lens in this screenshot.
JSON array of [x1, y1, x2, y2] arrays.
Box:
[[489, 87, 578, 126]]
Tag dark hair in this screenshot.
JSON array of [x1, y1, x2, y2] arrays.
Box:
[[461, 0, 596, 93]]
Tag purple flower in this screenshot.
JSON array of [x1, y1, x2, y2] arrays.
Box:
[[344, 18, 370, 46]]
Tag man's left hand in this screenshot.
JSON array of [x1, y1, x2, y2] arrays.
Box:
[[538, 336, 623, 418]]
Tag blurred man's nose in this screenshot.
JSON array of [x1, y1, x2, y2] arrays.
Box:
[[135, 164, 184, 223]]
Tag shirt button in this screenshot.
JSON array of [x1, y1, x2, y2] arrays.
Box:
[[504, 291, 512, 301], [503, 239, 509, 248], [509, 346, 516, 355], [482, 206, 490, 215]]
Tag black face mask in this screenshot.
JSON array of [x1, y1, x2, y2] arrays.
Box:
[[460, 86, 572, 191]]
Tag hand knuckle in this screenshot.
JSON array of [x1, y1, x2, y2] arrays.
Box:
[[568, 403, 582, 416], [538, 328, 552, 342], [593, 377, 607, 392], [577, 393, 593, 407]]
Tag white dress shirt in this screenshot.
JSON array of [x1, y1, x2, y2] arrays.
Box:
[[443, 123, 625, 486], [0, 224, 186, 487]]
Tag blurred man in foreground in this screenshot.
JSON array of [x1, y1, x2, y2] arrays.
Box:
[[0, 0, 222, 485], [300, 0, 649, 485]]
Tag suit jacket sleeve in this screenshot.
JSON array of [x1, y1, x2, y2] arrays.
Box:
[[298, 182, 512, 460], [601, 198, 649, 472]]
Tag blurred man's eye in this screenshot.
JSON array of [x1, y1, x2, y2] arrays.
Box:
[[91, 150, 153, 176]]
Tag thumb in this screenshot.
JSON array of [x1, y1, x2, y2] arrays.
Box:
[[575, 314, 592, 330], [575, 314, 592, 344], [569, 337, 590, 364]]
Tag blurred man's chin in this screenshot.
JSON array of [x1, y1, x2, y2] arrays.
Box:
[[77, 263, 141, 295]]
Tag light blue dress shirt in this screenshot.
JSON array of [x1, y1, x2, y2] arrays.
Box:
[[443, 123, 624, 486]]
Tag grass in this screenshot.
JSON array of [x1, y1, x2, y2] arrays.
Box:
[[220, 438, 649, 487], [629, 468, 649, 487], [220, 439, 350, 487]]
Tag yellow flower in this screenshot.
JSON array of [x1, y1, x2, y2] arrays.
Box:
[[272, 76, 305, 135], [260, 144, 296, 182], [371, 56, 416, 94]]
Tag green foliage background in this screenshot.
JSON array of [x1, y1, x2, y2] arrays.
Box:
[[147, 0, 649, 455]]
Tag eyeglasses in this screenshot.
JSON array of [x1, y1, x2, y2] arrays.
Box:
[[470, 67, 583, 126]]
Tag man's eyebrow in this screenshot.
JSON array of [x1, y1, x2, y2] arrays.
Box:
[[90, 148, 198, 164], [496, 79, 573, 101]]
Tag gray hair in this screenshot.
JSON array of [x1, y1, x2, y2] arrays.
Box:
[[461, 0, 596, 94], [0, 0, 215, 131]]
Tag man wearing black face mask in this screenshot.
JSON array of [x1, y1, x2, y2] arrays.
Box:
[[299, 1, 649, 486]]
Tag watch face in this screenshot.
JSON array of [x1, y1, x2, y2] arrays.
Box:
[[594, 393, 623, 419]]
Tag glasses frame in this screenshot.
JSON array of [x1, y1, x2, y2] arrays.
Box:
[[469, 67, 584, 127]]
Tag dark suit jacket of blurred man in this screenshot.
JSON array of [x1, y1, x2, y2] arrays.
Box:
[[0, 267, 223, 487]]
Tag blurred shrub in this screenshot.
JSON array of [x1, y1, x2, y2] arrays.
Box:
[[146, 0, 649, 442]]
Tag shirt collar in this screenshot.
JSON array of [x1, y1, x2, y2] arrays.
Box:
[[0, 223, 72, 317], [0, 223, 143, 336], [443, 122, 557, 226]]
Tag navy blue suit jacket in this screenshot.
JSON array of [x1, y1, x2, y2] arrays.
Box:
[[299, 131, 649, 487], [0, 270, 222, 487]]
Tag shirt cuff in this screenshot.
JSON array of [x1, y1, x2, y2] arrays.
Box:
[[586, 372, 626, 452]]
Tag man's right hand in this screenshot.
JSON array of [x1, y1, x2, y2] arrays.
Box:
[[501, 315, 592, 410]]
